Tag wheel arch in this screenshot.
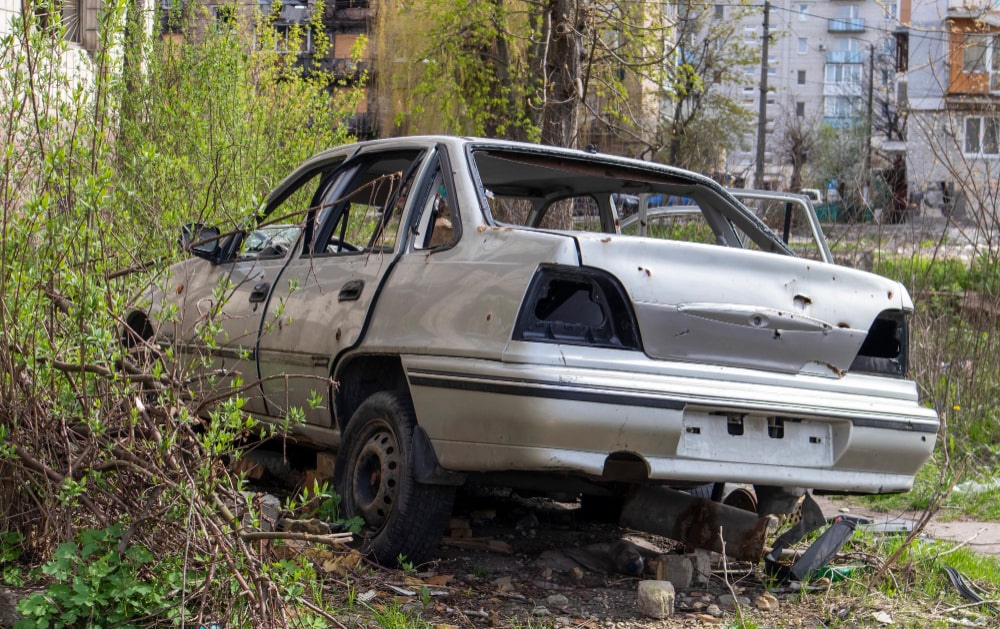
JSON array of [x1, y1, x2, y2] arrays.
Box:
[[332, 354, 409, 433]]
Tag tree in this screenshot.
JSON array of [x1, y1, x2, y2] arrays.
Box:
[[775, 103, 820, 192], [372, 0, 754, 164]]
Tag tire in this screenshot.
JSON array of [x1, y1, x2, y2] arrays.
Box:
[[335, 391, 454, 567]]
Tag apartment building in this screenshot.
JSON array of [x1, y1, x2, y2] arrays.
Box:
[[724, 0, 900, 187], [903, 0, 1000, 221], [2, 0, 100, 83]]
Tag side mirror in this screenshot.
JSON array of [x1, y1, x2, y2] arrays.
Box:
[[181, 223, 222, 261]]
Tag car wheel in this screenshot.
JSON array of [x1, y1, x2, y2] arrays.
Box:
[[335, 391, 454, 567]]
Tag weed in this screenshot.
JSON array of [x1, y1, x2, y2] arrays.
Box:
[[367, 600, 431, 629], [397, 553, 416, 572], [472, 564, 492, 578], [15, 525, 184, 629]]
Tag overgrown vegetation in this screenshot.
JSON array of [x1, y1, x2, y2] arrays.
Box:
[[1, 0, 999, 626], [0, 0, 358, 625]]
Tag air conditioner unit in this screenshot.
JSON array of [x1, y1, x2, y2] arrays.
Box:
[[817, 44, 828, 51]]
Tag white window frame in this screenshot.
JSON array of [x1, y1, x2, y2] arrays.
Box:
[[798, 37, 808, 54], [962, 34, 1000, 92], [965, 115, 1000, 156], [799, 4, 809, 20]]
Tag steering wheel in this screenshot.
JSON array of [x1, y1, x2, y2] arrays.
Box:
[[326, 239, 361, 253]]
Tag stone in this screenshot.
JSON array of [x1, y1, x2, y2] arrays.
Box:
[[717, 594, 751, 610], [687, 549, 712, 585], [706, 604, 724, 618], [492, 576, 514, 592], [636, 580, 675, 619], [545, 594, 570, 610], [532, 606, 551, 617], [570, 566, 585, 581], [755, 592, 779, 611], [655, 555, 692, 589]]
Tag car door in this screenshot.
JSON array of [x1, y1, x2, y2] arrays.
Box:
[[165, 154, 350, 416], [256, 148, 429, 426]]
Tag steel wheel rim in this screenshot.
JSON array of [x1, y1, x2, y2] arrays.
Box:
[[350, 419, 402, 531]]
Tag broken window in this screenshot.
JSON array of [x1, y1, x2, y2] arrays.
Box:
[[314, 151, 423, 254], [413, 167, 459, 250]]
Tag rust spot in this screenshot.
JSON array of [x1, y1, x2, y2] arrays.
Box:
[[824, 362, 846, 378], [176, 284, 184, 294], [773, 330, 781, 339], [477, 226, 487, 233], [600, 236, 612, 243], [793, 294, 812, 308], [335, 327, 342, 341], [837, 322, 850, 329], [486, 312, 492, 321], [888, 290, 894, 300]]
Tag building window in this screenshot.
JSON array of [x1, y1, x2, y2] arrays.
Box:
[[824, 95, 856, 118], [798, 70, 806, 84], [799, 4, 808, 20], [796, 101, 806, 116], [798, 38, 808, 54], [744, 26, 757, 44], [715, 4, 724, 19], [884, 2, 897, 19], [965, 116, 1000, 155], [825, 63, 863, 84], [961, 33, 1000, 90]]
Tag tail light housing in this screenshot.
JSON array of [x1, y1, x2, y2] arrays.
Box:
[[849, 310, 908, 377], [514, 265, 641, 350]]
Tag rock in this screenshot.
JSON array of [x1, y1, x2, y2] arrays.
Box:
[[545, 594, 570, 610], [706, 603, 723, 618], [532, 606, 551, 617], [637, 580, 675, 619], [0, 586, 24, 627], [281, 517, 331, 535], [492, 576, 514, 593], [717, 593, 751, 610], [873, 610, 894, 624], [687, 549, 712, 585], [570, 566, 585, 581], [655, 555, 692, 589], [755, 592, 779, 611]]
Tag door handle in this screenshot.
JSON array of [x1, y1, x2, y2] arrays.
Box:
[[249, 282, 270, 304], [338, 279, 365, 302]]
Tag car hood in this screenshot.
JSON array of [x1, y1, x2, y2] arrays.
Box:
[[574, 233, 910, 377]]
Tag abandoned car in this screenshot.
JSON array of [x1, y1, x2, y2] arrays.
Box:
[[126, 136, 939, 565]]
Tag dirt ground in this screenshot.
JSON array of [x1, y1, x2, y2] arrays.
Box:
[[325, 490, 901, 628]]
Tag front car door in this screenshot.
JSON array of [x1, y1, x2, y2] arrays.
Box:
[[256, 147, 431, 428]]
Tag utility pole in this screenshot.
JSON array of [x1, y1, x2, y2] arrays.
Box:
[[863, 41, 875, 205], [754, 0, 770, 190]]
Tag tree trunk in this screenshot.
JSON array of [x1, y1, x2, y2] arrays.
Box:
[[536, 0, 584, 148]]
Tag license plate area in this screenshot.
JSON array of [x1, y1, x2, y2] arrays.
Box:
[[678, 411, 834, 467]]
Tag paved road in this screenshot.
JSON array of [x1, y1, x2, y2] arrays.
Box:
[[815, 495, 1000, 556]]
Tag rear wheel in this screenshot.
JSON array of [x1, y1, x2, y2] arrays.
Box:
[[335, 391, 454, 567]]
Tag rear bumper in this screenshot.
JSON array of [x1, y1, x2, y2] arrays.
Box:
[[402, 345, 938, 494]]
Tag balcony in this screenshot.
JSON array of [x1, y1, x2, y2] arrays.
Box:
[[828, 18, 865, 32], [827, 50, 865, 63], [947, 0, 998, 14]]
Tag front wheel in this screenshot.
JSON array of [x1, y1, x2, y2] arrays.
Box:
[[335, 391, 454, 567]]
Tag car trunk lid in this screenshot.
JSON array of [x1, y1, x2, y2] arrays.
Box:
[[574, 234, 907, 377]]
